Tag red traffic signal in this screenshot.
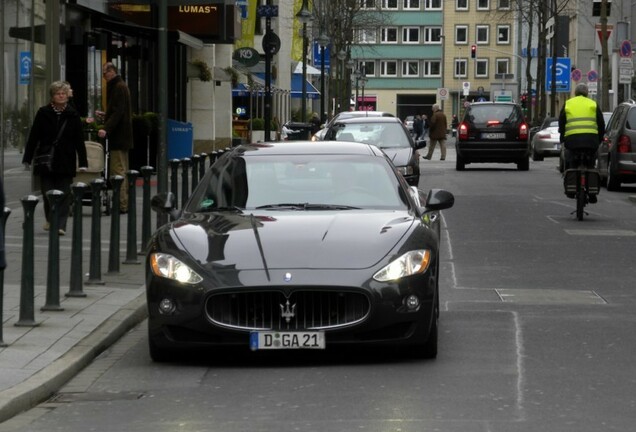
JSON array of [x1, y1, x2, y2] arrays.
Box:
[[471, 45, 477, 59]]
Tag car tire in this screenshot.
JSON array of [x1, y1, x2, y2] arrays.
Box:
[[456, 156, 466, 171], [517, 158, 530, 171], [148, 331, 174, 362], [607, 163, 621, 191], [532, 151, 544, 162]]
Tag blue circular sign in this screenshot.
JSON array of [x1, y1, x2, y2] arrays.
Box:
[[571, 69, 582, 82], [620, 40, 632, 58], [587, 70, 599, 82]]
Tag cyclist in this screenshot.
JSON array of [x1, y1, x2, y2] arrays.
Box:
[[558, 83, 605, 202]]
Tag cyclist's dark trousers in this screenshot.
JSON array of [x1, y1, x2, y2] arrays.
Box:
[[564, 148, 597, 171]]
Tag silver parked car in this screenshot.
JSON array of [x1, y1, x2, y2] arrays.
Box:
[[531, 119, 560, 161]]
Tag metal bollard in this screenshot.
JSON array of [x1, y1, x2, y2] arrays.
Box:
[[191, 154, 200, 194], [0, 207, 11, 346], [15, 195, 40, 327], [140, 166, 153, 253], [198, 153, 207, 181], [107, 176, 124, 274], [86, 179, 105, 286], [67, 183, 87, 297], [42, 190, 65, 311], [170, 159, 180, 206], [123, 170, 140, 264], [209, 151, 218, 168], [180, 158, 190, 209]]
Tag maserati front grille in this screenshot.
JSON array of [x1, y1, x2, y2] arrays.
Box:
[[206, 290, 370, 331]]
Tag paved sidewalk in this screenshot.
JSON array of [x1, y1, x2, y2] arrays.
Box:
[[0, 185, 150, 423]]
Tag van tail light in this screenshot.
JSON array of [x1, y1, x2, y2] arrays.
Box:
[[458, 122, 469, 140], [519, 123, 528, 141], [617, 135, 631, 153]]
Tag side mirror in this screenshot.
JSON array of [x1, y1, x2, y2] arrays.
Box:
[[424, 189, 455, 211], [415, 139, 427, 149], [151, 192, 180, 220]]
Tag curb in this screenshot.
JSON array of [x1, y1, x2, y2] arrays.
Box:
[[629, 195, 636, 204], [0, 292, 148, 423]]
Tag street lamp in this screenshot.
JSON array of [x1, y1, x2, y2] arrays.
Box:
[[316, 32, 330, 124], [359, 67, 368, 111], [337, 49, 347, 112], [296, 0, 313, 123]]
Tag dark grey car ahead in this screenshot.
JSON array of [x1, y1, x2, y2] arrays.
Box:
[[456, 102, 530, 171]]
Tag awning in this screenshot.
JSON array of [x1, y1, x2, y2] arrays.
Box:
[[290, 74, 320, 99], [292, 61, 321, 75]]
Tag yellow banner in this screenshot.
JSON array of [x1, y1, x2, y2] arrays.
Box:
[[291, 0, 312, 62], [235, 0, 257, 49]]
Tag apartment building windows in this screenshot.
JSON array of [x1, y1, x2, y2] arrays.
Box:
[[381, 27, 399, 43], [356, 28, 377, 44], [497, 25, 510, 44], [382, 0, 399, 9], [403, 27, 420, 43], [403, 0, 421, 9], [402, 60, 420, 77], [359, 61, 376, 77], [454, 59, 468, 77], [476, 25, 489, 44], [475, 59, 489, 77], [477, 0, 489, 10], [361, 0, 376, 8], [381, 60, 398, 76], [496, 58, 510, 74], [423, 60, 441, 77], [498, 0, 510, 9], [424, 0, 442, 10], [455, 25, 468, 44], [456, 0, 468, 10], [424, 27, 443, 43]]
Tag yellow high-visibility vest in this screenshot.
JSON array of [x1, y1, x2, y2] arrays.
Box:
[[564, 96, 599, 137]]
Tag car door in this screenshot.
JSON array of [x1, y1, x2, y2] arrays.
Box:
[[598, 106, 624, 175]]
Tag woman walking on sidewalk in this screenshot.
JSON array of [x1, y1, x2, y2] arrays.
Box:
[[22, 81, 88, 235]]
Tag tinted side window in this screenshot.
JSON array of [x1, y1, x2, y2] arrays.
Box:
[[626, 107, 636, 131], [609, 106, 627, 132]]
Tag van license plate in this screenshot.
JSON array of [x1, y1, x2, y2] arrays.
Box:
[[482, 132, 505, 139], [250, 331, 326, 350]]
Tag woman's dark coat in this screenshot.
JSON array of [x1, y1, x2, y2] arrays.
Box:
[[22, 104, 88, 176]]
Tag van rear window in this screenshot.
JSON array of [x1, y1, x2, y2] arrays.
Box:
[[468, 105, 521, 124]]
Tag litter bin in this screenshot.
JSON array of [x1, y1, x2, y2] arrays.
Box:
[[282, 122, 313, 141], [167, 119, 193, 159]]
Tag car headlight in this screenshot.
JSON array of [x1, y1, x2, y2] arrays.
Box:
[[149, 253, 203, 284], [373, 250, 432, 282], [397, 165, 414, 176]]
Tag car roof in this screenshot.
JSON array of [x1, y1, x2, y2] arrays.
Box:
[[332, 116, 403, 125], [234, 140, 386, 157], [468, 101, 519, 107]]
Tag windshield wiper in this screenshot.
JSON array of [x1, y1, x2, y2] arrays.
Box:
[[255, 203, 360, 210]]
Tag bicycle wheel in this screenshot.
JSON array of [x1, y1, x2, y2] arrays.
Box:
[[576, 188, 585, 220]]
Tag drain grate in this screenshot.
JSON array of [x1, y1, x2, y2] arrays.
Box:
[[496, 289, 607, 305]]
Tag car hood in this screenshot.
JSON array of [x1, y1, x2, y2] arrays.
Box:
[[168, 211, 416, 271], [378, 146, 413, 167]]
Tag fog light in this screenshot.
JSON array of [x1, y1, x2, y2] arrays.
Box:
[[405, 295, 420, 310], [158, 298, 176, 315]]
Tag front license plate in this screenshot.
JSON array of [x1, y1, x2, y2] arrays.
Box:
[[249, 331, 325, 350], [481, 132, 505, 139]]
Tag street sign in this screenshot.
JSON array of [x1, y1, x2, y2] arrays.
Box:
[[619, 58, 633, 84], [462, 81, 470, 96], [588, 81, 598, 94], [233, 47, 260, 67], [493, 90, 513, 102], [620, 40, 633, 58], [587, 69, 598, 82], [19, 51, 31, 85], [437, 88, 449, 100], [571, 68, 582, 82], [545, 57, 571, 92]]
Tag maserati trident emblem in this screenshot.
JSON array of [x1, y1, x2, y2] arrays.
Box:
[[284, 272, 292, 282], [280, 300, 296, 323]]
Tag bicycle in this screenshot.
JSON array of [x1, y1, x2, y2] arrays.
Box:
[[563, 149, 600, 221]]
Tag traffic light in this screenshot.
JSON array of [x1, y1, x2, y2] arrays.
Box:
[[471, 45, 477, 59], [520, 93, 527, 109]]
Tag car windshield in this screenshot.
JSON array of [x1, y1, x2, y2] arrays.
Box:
[[467, 105, 521, 124], [331, 122, 411, 148], [188, 154, 407, 211]]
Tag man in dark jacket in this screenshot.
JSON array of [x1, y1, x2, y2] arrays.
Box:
[[98, 62, 134, 213], [424, 104, 448, 160]]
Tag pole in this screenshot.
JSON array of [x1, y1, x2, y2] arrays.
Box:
[[320, 45, 326, 123], [157, 0, 168, 228], [301, 23, 308, 123], [264, 0, 273, 142]]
